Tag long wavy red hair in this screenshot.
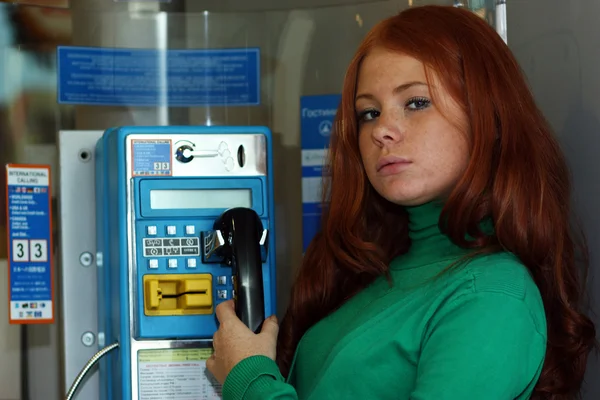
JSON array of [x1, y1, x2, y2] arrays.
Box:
[[277, 5, 597, 399]]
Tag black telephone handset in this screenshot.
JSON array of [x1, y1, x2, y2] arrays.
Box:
[[213, 207, 265, 333]]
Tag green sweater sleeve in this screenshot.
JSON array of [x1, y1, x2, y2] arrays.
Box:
[[222, 355, 298, 400], [410, 292, 547, 400]]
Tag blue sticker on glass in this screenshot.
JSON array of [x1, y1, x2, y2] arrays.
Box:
[[56, 46, 261, 107], [6, 165, 54, 323], [132, 139, 173, 176], [300, 94, 341, 252]]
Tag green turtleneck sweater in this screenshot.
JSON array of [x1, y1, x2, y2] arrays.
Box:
[[222, 202, 547, 399]]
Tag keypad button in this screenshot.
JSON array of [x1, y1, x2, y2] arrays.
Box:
[[185, 225, 195, 235], [217, 276, 227, 285], [187, 259, 197, 268], [148, 259, 159, 269], [166, 226, 177, 235], [147, 226, 157, 236], [217, 290, 228, 299], [168, 259, 178, 269]]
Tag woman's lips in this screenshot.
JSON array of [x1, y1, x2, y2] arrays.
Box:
[[376, 155, 412, 176], [378, 161, 412, 176]]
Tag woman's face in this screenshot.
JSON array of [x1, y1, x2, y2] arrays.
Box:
[[356, 47, 470, 207]]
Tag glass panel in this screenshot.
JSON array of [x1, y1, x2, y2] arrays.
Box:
[[0, 0, 503, 272], [0, 1, 505, 397], [0, 2, 74, 260]]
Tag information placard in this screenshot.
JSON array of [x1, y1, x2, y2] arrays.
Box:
[[5, 164, 54, 324], [138, 348, 221, 399], [57, 46, 261, 107], [300, 94, 341, 252]]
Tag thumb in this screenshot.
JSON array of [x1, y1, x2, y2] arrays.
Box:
[[260, 315, 279, 338]]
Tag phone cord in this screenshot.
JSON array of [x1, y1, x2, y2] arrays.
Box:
[[64, 342, 119, 400]]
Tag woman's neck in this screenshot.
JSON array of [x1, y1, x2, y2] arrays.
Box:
[[390, 200, 467, 270]]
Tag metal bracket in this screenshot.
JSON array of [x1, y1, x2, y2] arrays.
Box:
[[58, 130, 104, 400]]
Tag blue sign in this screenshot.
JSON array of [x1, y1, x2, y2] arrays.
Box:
[[300, 94, 341, 252], [6, 165, 54, 324], [57, 46, 261, 107], [132, 139, 173, 177]]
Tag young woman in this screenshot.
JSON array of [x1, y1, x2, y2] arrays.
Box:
[[207, 5, 597, 399]]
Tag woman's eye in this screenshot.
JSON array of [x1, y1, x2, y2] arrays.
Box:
[[406, 97, 431, 111], [357, 109, 380, 122]]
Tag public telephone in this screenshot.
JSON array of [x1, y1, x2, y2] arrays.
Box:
[[66, 125, 276, 400]]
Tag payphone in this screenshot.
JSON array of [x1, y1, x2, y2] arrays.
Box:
[[65, 125, 276, 400]]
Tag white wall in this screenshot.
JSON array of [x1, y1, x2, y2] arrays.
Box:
[[0, 259, 22, 400]]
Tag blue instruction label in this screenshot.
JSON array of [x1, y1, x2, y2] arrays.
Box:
[[6, 165, 54, 324], [57, 46, 261, 107], [132, 139, 173, 176], [300, 94, 341, 252]]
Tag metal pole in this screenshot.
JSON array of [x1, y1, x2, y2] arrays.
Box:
[[496, 0, 508, 44]]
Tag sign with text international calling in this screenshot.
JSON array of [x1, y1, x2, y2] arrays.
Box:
[[5, 164, 54, 324]]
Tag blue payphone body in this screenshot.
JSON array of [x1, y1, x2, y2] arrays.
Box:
[[94, 126, 276, 400]]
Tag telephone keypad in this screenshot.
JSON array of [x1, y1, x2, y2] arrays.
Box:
[[141, 223, 235, 301]]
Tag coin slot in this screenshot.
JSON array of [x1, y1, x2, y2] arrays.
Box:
[[237, 145, 246, 167]]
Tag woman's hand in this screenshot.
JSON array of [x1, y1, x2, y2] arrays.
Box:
[[206, 300, 279, 384]]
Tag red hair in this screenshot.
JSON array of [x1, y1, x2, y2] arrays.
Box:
[[277, 5, 597, 399]]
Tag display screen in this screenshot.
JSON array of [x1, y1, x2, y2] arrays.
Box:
[[150, 189, 252, 210]]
